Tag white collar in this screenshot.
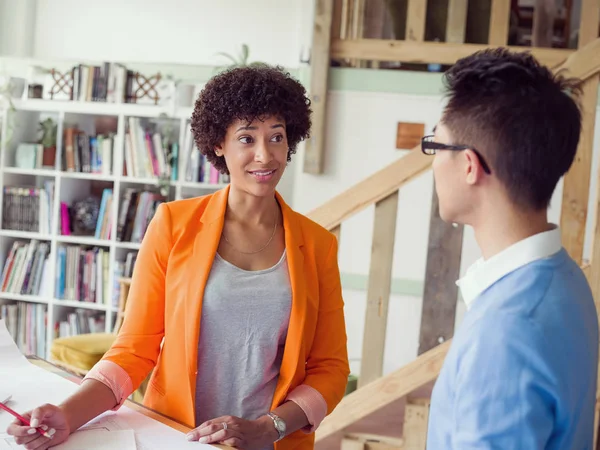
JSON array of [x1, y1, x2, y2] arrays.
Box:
[[456, 225, 562, 309]]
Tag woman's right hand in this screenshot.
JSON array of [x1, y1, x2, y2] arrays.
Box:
[[6, 404, 70, 449]]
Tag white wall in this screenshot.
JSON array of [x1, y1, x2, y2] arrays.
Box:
[[31, 0, 311, 67], [0, 0, 37, 57], [294, 89, 600, 376]]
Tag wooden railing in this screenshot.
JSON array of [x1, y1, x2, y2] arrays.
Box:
[[308, 35, 600, 446], [305, 0, 600, 175]]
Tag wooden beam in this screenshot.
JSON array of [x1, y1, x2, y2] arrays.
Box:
[[309, 38, 600, 233], [343, 433, 405, 450], [532, 0, 557, 48], [560, 1, 600, 265], [304, 0, 334, 175], [332, 0, 344, 40], [488, 0, 511, 45], [403, 399, 430, 449], [555, 38, 600, 82], [307, 149, 432, 231], [406, 0, 427, 42], [418, 188, 464, 355], [331, 224, 341, 244], [359, 191, 399, 387], [330, 38, 574, 66], [316, 340, 451, 441], [446, 0, 469, 44], [341, 438, 366, 450]]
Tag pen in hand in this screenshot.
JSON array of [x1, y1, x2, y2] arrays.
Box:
[[0, 401, 54, 439]]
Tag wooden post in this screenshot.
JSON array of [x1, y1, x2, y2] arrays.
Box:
[[342, 433, 405, 450], [446, 0, 469, 44], [532, 0, 557, 48], [403, 399, 430, 450], [418, 187, 464, 355], [406, 0, 427, 42], [304, 0, 334, 175], [488, 0, 511, 45], [358, 191, 399, 387], [560, 0, 599, 265]]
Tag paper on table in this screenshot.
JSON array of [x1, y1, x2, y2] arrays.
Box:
[[53, 429, 136, 450], [0, 320, 80, 431], [0, 320, 218, 449]]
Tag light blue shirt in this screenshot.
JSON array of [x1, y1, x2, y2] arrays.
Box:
[[427, 228, 598, 449]]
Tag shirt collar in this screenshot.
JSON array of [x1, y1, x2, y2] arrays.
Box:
[[456, 225, 562, 310]]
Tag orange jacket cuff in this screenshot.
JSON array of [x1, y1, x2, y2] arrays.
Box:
[[286, 384, 328, 433], [83, 360, 133, 410]]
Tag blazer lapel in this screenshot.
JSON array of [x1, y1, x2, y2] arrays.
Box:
[[184, 186, 228, 396], [272, 192, 308, 407]]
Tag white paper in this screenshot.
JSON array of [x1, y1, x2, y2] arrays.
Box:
[[53, 429, 136, 450], [0, 320, 218, 449]]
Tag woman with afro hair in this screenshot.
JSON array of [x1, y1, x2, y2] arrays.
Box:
[[8, 65, 350, 450]]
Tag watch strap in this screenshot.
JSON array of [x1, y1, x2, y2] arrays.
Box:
[[267, 412, 286, 442]]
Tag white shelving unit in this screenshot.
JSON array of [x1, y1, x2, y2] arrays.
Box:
[[0, 99, 225, 359]]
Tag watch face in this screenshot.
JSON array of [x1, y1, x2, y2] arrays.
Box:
[[275, 418, 284, 431]]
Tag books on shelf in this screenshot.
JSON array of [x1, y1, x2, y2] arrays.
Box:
[[71, 62, 133, 104], [0, 240, 51, 297], [182, 126, 229, 184], [112, 252, 136, 308], [124, 117, 177, 179], [55, 245, 110, 305], [0, 302, 47, 357], [14, 143, 44, 170], [95, 188, 113, 240], [63, 127, 114, 175], [55, 309, 105, 338], [116, 189, 165, 243], [2, 182, 54, 234], [59, 187, 113, 239]]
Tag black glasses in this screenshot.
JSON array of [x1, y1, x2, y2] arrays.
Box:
[[421, 135, 492, 175]]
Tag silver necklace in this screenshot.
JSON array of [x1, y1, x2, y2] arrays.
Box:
[[222, 208, 278, 254]]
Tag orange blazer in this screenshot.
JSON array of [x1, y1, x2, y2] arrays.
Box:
[[102, 186, 350, 449]]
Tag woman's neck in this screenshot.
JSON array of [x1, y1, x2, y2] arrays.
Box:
[[226, 185, 279, 226]]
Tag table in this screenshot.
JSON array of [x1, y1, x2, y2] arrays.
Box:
[[26, 356, 228, 449]]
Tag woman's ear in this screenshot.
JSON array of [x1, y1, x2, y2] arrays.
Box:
[[214, 146, 222, 157]]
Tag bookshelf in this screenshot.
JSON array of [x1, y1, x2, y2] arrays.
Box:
[[0, 98, 225, 359]]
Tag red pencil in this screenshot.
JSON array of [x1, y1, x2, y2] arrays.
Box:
[[0, 401, 53, 439]]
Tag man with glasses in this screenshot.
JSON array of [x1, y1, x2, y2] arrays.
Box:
[[424, 48, 598, 449]]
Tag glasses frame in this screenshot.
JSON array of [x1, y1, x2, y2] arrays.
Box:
[[421, 135, 492, 175]]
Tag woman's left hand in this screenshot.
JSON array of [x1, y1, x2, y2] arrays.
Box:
[[186, 415, 278, 449]]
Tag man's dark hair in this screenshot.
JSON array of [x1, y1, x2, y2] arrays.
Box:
[[442, 48, 582, 210], [190, 65, 311, 174]]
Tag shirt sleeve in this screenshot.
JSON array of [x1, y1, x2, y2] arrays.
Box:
[[452, 315, 556, 449], [83, 360, 133, 410], [285, 384, 328, 433]]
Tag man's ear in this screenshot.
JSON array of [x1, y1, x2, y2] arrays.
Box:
[[464, 149, 484, 185]]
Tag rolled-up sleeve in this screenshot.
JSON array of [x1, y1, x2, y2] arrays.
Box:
[[83, 360, 133, 410]]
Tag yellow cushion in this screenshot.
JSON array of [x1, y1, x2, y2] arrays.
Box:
[[50, 333, 116, 371]]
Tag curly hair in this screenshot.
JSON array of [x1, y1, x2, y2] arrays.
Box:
[[442, 48, 582, 210], [190, 65, 312, 174]]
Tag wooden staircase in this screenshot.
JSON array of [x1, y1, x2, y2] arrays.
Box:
[[304, 34, 600, 449]]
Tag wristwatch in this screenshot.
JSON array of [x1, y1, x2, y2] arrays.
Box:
[[267, 412, 286, 442]]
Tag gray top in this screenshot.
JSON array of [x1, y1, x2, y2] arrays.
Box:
[[195, 250, 292, 436]]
